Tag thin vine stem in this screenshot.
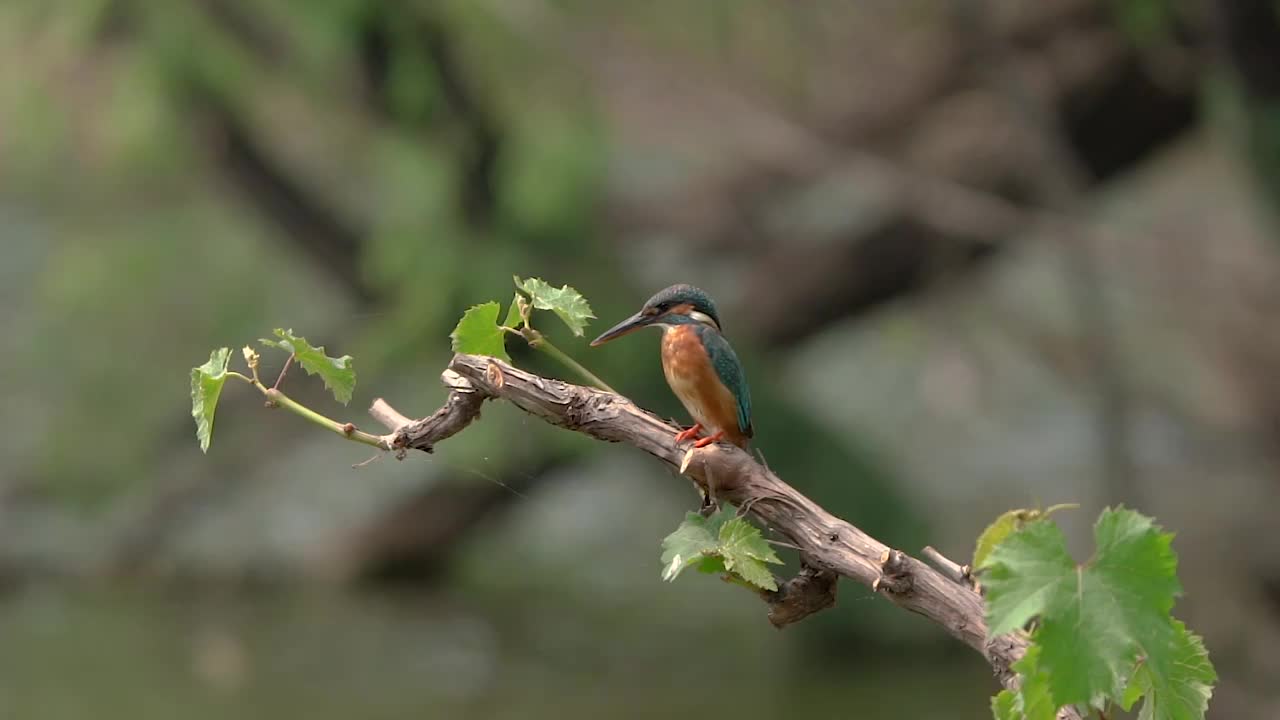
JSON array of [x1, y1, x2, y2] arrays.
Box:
[[510, 326, 617, 393], [228, 364, 387, 449]]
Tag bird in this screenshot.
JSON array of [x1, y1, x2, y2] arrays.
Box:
[[590, 284, 753, 450]]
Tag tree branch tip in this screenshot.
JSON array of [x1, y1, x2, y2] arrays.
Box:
[[922, 545, 982, 592], [922, 545, 966, 582], [368, 398, 412, 432]]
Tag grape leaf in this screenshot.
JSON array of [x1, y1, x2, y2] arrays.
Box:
[[984, 508, 1208, 716], [694, 556, 728, 575], [1013, 645, 1057, 720], [659, 509, 782, 590], [991, 646, 1057, 720], [503, 293, 526, 329], [975, 509, 1027, 573], [974, 504, 1078, 569], [514, 276, 595, 336], [1122, 620, 1216, 720], [991, 690, 1018, 720], [190, 347, 232, 453], [660, 512, 718, 582], [449, 302, 510, 362], [980, 518, 1075, 636], [718, 516, 783, 591], [260, 329, 356, 404]]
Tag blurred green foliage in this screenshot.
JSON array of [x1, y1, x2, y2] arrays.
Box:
[[2, 0, 1276, 717], [0, 0, 913, 599]]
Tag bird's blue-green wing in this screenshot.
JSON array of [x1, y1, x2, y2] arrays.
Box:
[[701, 328, 753, 437]]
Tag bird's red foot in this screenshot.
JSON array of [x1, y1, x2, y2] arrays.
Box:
[[693, 430, 725, 449], [673, 423, 703, 444]]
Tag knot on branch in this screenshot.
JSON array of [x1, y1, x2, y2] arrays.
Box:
[[766, 565, 839, 628], [872, 548, 913, 595]]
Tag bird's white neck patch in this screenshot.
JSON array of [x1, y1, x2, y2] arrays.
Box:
[[689, 310, 718, 329], [656, 311, 718, 334]]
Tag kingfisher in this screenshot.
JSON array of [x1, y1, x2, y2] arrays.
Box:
[[590, 284, 753, 450]]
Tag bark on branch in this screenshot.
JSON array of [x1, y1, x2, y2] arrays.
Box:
[[369, 353, 1079, 719]]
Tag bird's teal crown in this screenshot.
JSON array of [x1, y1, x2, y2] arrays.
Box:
[[643, 284, 722, 330]]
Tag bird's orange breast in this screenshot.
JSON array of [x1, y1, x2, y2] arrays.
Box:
[[660, 325, 748, 447]]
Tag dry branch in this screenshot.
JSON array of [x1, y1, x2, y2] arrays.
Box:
[[370, 353, 1080, 719]]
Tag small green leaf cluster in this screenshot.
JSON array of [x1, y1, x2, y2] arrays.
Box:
[[449, 276, 595, 361], [190, 329, 356, 453], [980, 507, 1216, 720], [191, 278, 608, 454], [660, 508, 783, 592], [261, 328, 356, 404]]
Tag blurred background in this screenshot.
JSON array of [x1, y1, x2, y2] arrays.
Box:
[[2, 0, 1279, 718]]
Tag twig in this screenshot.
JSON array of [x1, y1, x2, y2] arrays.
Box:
[[226, 366, 388, 450], [272, 354, 294, 391], [365, 353, 1082, 718], [368, 398, 412, 431], [922, 545, 974, 588]]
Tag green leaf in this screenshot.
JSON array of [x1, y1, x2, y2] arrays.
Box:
[[1124, 620, 1216, 720], [974, 509, 1028, 571], [990, 646, 1058, 720], [718, 516, 783, 591], [694, 555, 728, 575], [659, 509, 782, 590], [724, 553, 778, 592], [190, 348, 232, 453], [1122, 675, 1147, 713], [975, 504, 1078, 569], [982, 518, 1075, 636], [660, 512, 718, 582], [983, 508, 1212, 716], [514, 275, 595, 336], [991, 690, 1018, 720], [449, 302, 510, 362], [718, 516, 782, 565], [1011, 646, 1057, 720], [503, 293, 525, 329], [260, 329, 356, 404]]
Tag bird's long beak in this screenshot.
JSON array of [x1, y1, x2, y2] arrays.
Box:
[[589, 311, 654, 346]]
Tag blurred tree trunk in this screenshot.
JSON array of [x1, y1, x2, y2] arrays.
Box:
[[1211, 0, 1280, 221]]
